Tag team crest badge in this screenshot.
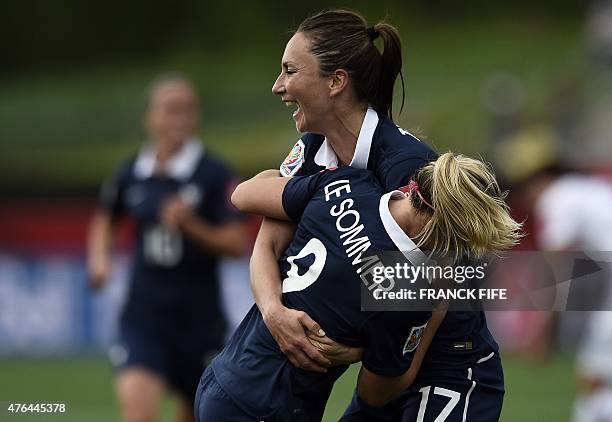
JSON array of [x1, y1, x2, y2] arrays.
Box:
[[403, 322, 429, 355], [280, 140, 305, 176]]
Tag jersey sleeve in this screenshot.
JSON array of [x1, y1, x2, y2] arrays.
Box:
[[281, 166, 352, 222], [281, 173, 325, 222], [371, 122, 438, 190], [361, 311, 431, 377], [382, 153, 436, 191], [279, 134, 326, 177], [99, 159, 133, 218], [280, 139, 307, 177]]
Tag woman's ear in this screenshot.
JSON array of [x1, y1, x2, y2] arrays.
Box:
[[329, 69, 349, 97]]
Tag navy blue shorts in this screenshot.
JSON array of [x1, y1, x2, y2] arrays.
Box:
[[340, 391, 400, 422], [194, 366, 335, 422], [195, 366, 257, 422], [341, 352, 504, 422], [112, 311, 223, 405]]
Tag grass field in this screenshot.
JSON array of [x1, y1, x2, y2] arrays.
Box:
[[0, 354, 575, 421]]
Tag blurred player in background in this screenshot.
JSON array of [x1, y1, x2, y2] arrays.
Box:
[[533, 169, 612, 422], [494, 125, 612, 422], [87, 74, 248, 422]]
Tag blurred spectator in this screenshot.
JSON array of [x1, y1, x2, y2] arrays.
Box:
[[493, 123, 612, 421], [87, 74, 248, 422], [485, 125, 560, 360], [527, 163, 612, 422]]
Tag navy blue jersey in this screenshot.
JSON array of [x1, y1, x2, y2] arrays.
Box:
[[278, 116, 498, 420], [279, 108, 438, 190], [211, 167, 431, 420], [341, 351, 504, 422], [416, 311, 498, 379], [100, 140, 241, 324], [278, 110, 498, 372]]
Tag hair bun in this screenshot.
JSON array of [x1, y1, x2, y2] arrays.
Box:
[[366, 26, 379, 41]]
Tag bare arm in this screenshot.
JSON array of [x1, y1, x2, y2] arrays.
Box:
[[306, 302, 448, 406], [303, 305, 446, 405], [250, 217, 332, 372], [231, 170, 291, 220], [356, 304, 448, 406], [235, 169, 332, 371], [250, 217, 292, 318], [87, 209, 116, 290], [306, 331, 364, 365], [235, 169, 291, 322]]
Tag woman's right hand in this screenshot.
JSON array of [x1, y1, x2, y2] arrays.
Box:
[[262, 304, 332, 373], [88, 258, 110, 290]]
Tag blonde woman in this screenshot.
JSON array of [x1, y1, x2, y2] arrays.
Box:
[[195, 153, 520, 422]]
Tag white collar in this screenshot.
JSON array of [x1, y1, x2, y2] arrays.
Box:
[[379, 191, 430, 266], [314, 107, 379, 169], [134, 138, 204, 180]]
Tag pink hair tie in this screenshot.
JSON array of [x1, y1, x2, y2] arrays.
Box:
[[399, 180, 435, 211]]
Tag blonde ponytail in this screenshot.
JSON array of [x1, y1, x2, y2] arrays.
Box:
[[412, 153, 522, 259]]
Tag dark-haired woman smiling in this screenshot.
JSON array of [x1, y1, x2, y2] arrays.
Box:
[[254, 9, 438, 378], [242, 9, 507, 422]]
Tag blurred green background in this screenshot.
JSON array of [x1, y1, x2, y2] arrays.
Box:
[[1, 0, 585, 196]]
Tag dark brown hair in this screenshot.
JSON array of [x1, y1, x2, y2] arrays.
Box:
[[297, 9, 404, 120]]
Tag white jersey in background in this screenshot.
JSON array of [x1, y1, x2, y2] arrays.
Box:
[[535, 174, 612, 422]]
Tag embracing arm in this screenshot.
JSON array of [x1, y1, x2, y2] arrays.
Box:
[[234, 169, 332, 371], [356, 305, 448, 406], [250, 217, 292, 318], [249, 216, 332, 372], [231, 169, 292, 220]]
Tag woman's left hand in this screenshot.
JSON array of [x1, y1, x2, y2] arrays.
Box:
[[306, 331, 363, 365], [160, 196, 193, 227]]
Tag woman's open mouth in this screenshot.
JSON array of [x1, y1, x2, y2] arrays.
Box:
[[285, 100, 301, 118]]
